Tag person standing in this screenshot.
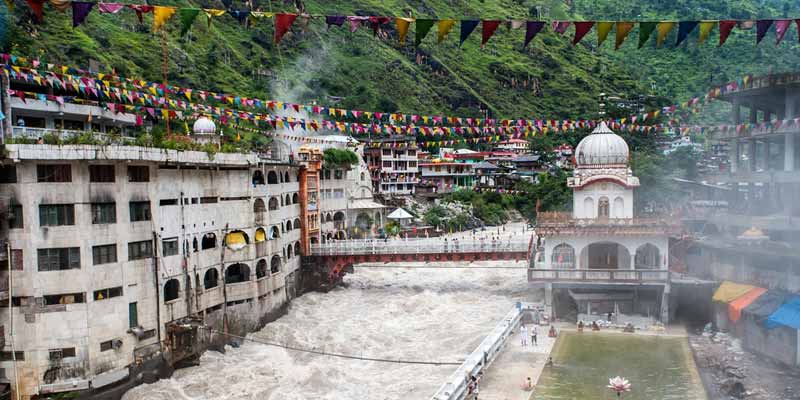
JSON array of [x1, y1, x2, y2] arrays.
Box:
[[520, 324, 528, 346], [531, 324, 538, 346]]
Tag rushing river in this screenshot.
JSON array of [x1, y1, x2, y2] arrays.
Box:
[[122, 262, 533, 400]]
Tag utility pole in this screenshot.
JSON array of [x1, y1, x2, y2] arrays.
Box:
[[161, 30, 171, 136], [1, 72, 11, 143]]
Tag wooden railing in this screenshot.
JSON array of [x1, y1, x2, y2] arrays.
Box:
[[528, 268, 669, 283]]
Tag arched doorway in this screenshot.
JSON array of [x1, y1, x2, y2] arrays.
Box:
[[256, 259, 268, 279], [267, 171, 278, 184], [201, 232, 217, 249], [225, 263, 251, 284], [164, 279, 180, 302], [204, 268, 219, 289], [598, 196, 610, 218], [252, 170, 265, 185], [268, 197, 279, 210], [550, 243, 575, 269], [270, 255, 281, 274], [294, 241, 301, 257], [581, 242, 630, 270], [635, 243, 660, 269]]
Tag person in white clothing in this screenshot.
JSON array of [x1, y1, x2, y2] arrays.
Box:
[[531, 324, 538, 346], [520, 324, 528, 346]]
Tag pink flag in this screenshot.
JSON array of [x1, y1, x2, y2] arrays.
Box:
[[98, 2, 124, 13], [775, 19, 792, 44]]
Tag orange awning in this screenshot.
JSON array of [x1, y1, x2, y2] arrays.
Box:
[[712, 281, 756, 303], [728, 287, 767, 323]]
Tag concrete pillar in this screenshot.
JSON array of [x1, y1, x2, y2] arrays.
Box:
[[544, 283, 554, 318], [750, 105, 758, 123], [661, 283, 671, 324], [786, 134, 795, 172], [730, 139, 739, 173]]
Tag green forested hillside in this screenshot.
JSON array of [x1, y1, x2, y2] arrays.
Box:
[[1, 0, 799, 120]]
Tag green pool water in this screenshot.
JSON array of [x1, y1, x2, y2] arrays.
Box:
[[534, 332, 706, 400]]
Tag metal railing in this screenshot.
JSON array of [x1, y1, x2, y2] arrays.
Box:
[[12, 126, 126, 143], [310, 238, 530, 256], [536, 211, 680, 227], [528, 268, 670, 282]]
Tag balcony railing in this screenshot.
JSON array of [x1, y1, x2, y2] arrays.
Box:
[[528, 268, 669, 283], [310, 238, 530, 256], [12, 126, 127, 143]]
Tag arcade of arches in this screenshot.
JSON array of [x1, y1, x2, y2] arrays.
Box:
[[547, 241, 663, 270]]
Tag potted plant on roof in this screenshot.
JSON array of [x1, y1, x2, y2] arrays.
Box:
[[608, 376, 631, 398]]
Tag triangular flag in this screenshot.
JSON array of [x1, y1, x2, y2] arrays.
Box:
[[552, 21, 570, 34], [524, 21, 545, 48], [178, 8, 200, 36], [596, 21, 613, 46], [98, 3, 125, 14], [204, 9, 225, 28], [71, 2, 94, 28], [775, 19, 791, 44], [326, 15, 345, 28], [127, 4, 153, 24], [437, 19, 456, 43], [49, 0, 70, 12], [676, 21, 698, 46], [275, 13, 297, 43], [697, 21, 715, 44], [615, 22, 634, 49], [481, 20, 502, 47], [396, 17, 413, 44], [153, 6, 177, 32], [25, 0, 46, 23], [656, 22, 676, 47], [460, 20, 480, 46], [719, 20, 736, 46], [415, 19, 435, 45], [572, 21, 594, 45], [638, 22, 657, 48], [756, 19, 773, 44]]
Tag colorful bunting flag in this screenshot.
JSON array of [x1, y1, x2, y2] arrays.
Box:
[[326, 15, 345, 28], [697, 21, 715, 44], [415, 19, 435, 45], [127, 4, 153, 24], [395, 17, 413, 44], [71, 1, 94, 27], [153, 6, 177, 32], [719, 20, 736, 46], [615, 22, 634, 49], [460, 20, 479, 46], [25, 0, 46, 23], [524, 21, 545, 48], [552, 21, 570, 34], [178, 8, 200, 36], [572, 21, 594, 45], [656, 22, 676, 47], [775, 19, 791, 44], [49, 0, 70, 12], [368, 16, 390, 35], [275, 13, 298, 43], [596, 21, 613, 46], [676, 21, 698, 46], [347, 16, 367, 33], [98, 3, 125, 14], [437, 19, 456, 43], [638, 22, 657, 48], [756, 19, 773, 44], [204, 9, 225, 28], [481, 20, 502, 47], [229, 10, 249, 25]]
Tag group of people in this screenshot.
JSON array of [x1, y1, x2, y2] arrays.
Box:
[[576, 320, 602, 332], [467, 372, 482, 399], [519, 323, 539, 346]]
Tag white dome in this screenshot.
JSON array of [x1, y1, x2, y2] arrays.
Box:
[[575, 122, 629, 167], [193, 116, 216, 135]]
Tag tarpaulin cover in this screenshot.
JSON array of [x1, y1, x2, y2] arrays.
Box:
[[728, 287, 767, 323], [766, 297, 800, 329], [744, 290, 788, 319], [713, 281, 757, 303], [225, 231, 247, 250], [255, 229, 266, 242]]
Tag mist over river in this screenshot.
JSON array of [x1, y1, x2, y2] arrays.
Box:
[[122, 262, 534, 400]]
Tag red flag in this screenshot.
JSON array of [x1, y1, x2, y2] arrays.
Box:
[[25, 0, 46, 23], [572, 21, 594, 45], [275, 13, 298, 44], [719, 20, 736, 47], [481, 20, 502, 47]]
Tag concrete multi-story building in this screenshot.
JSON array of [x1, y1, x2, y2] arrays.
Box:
[[418, 161, 474, 194], [364, 136, 419, 197]]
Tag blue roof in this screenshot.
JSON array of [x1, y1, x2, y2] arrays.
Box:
[[765, 296, 800, 329]]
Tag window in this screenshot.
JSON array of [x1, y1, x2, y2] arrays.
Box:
[[129, 302, 138, 328], [39, 204, 75, 226], [10, 249, 22, 270], [38, 248, 81, 271], [382, 161, 392, 168], [159, 199, 178, 206], [49, 348, 76, 360], [164, 279, 180, 302], [128, 166, 149, 182], [334, 170, 343, 179], [43, 293, 85, 305], [200, 197, 218, 204], [9, 205, 22, 229], [0, 352, 24, 361], [128, 240, 153, 260], [162, 238, 179, 257], [129, 201, 151, 222], [99, 340, 119, 352], [0, 165, 17, 183], [37, 164, 72, 182], [89, 165, 115, 182], [91, 203, 116, 224], [92, 244, 117, 265], [93, 286, 123, 301]]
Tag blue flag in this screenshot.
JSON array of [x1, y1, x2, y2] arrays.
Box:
[[460, 20, 480, 46], [676, 21, 698, 46]]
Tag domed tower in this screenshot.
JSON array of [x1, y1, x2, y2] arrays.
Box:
[[191, 116, 219, 145], [568, 122, 640, 219]]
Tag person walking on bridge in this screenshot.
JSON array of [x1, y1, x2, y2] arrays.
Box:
[[520, 324, 528, 346]]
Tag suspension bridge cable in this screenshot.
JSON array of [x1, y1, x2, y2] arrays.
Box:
[[200, 327, 462, 366]]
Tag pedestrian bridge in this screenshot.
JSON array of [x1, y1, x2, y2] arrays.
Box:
[[310, 238, 532, 256]]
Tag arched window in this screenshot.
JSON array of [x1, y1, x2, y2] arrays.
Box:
[[296, 172, 301, 182], [333, 211, 345, 222], [613, 197, 624, 218], [598, 196, 610, 218], [252, 170, 265, 185], [356, 213, 373, 230], [360, 172, 365, 181], [551, 243, 576, 269], [270, 255, 281, 274], [192, 237, 198, 252], [293, 218, 301, 229], [285, 221, 292, 231], [164, 279, 180, 302], [225, 230, 249, 250], [284, 172, 290, 182], [255, 228, 266, 243], [204, 268, 219, 289], [635, 243, 660, 269], [201, 232, 217, 250], [254, 198, 266, 213], [292, 193, 299, 204], [285, 194, 291, 206], [256, 259, 268, 279], [225, 263, 250, 284], [584, 197, 595, 218], [270, 226, 280, 239], [287, 245, 293, 259], [268, 197, 279, 210], [267, 171, 278, 184], [325, 213, 333, 222]]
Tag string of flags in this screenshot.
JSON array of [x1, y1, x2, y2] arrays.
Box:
[[11, 1, 800, 48]]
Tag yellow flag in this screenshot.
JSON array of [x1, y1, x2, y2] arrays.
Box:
[[396, 17, 414, 44], [153, 6, 177, 32], [697, 21, 715, 44], [437, 20, 456, 43], [49, 0, 70, 12], [204, 9, 226, 28], [656, 22, 676, 47], [596, 22, 613, 46], [615, 22, 635, 49]]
